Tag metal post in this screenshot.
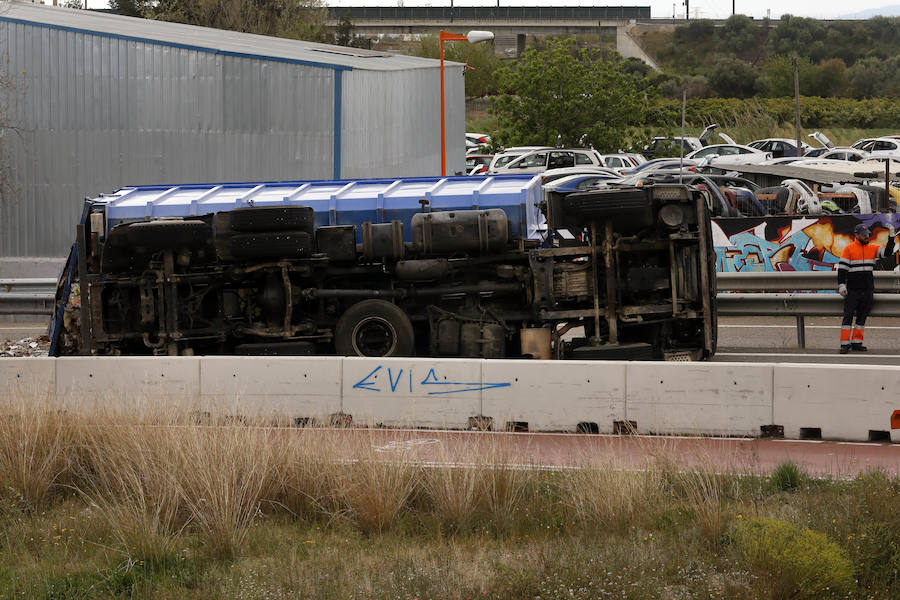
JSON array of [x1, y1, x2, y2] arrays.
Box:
[[440, 36, 447, 177], [793, 52, 802, 154], [796, 315, 806, 348]]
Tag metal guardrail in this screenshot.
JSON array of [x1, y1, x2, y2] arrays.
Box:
[[717, 271, 900, 348], [0, 278, 56, 316]]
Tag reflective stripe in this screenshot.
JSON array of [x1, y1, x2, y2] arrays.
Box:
[[849, 265, 875, 272]]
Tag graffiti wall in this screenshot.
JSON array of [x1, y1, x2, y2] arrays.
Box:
[[713, 214, 900, 272]]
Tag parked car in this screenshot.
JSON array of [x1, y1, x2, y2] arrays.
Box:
[[851, 137, 900, 160], [619, 157, 700, 176], [643, 124, 721, 159], [747, 138, 812, 158], [488, 146, 554, 172], [597, 153, 640, 169], [539, 166, 620, 185], [465, 132, 491, 154], [804, 148, 869, 162], [685, 144, 771, 165], [490, 148, 604, 175], [542, 173, 621, 194], [465, 154, 493, 175]]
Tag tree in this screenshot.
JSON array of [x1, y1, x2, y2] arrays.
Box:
[[707, 56, 762, 98], [413, 34, 500, 98], [149, 0, 329, 43], [333, 14, 372, 49], [770, 15, 825, 60], [812, 58, 849, 97], [848, 56, 900, 98], [764, 54, 816, 97], [489, 38, 653, 152]]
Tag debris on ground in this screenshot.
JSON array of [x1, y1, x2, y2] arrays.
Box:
[[1, 335, 50, 357]]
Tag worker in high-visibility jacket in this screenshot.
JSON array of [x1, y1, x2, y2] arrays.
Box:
[[837, 223, 895, 354]]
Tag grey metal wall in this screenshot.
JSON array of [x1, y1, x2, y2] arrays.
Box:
[[341, 66, 464, 179], [0, 20, 337, 258]]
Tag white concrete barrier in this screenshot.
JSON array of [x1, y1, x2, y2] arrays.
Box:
[[626, 362, 774, 436], [200, 357, 342, 422], [55, 357, 200, 412], [342, 357, 483, 429], [481, 360, 626, 432], [1, 357, 55, 400], [774, 364, 900, 442], [2, 355, 898, 443]]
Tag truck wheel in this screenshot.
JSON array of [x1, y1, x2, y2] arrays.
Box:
[[229, 206, 314, 234], [334, 300, 414, 357], [127, 220, 211, 249], [230, 231, 312, 260]]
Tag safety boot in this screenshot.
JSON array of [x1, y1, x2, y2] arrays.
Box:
[[850, 344, 868, 352], [839, 346, 850, 354]]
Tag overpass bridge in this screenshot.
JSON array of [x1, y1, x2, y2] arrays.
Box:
[[326, 6, 661, 67]]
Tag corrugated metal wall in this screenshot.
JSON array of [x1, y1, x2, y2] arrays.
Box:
[[0, 20, 338, 258], [341, 67, 464, 179], [0, 18, 458, 261]]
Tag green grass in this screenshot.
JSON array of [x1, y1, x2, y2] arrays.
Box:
[[3, 399, 900, 599]]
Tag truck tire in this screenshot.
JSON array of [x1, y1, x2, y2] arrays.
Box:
[[229, 206, 314, 234], [126, 220, 212, 249], [334, 300, 415, 357], [230, 231, 312, 260]]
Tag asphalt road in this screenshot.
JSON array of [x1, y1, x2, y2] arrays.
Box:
[[295, 428, 900, 478], [3, 317, 899, 365], [715, 316, 900, 365]]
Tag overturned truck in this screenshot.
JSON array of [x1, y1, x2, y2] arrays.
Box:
[[52, 175, 717, 360]]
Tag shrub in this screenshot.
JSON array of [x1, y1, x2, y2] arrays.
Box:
[[770, 461, 804, 492], [731, 517, 853, 599]]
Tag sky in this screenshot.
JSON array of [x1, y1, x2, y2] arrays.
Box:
[[63, 0, 900, 20]]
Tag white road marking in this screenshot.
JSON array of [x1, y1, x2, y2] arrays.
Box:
[[772, 439, 824, 443]]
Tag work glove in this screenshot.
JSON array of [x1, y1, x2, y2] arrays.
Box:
[[838, 283, 848, 297]]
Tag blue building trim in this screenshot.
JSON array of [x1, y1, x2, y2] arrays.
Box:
[[0, 16, 353, 72], [333, 71, 343, 180]]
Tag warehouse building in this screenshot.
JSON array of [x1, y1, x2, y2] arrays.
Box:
[[0, 3, 464, 273]]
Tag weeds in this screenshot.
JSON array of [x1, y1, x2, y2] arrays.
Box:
[[1, 399, 899, 599]]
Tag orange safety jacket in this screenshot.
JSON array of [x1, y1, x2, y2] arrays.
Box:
[[837, 236, 895, 291]]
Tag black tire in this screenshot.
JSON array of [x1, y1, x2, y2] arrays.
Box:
[[126, 220, 211, 250], [229, 206, 314, 234], [230, 231, 312, 261], [334, 300, 415, 357]]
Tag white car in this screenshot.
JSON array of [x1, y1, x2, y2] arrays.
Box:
[[465, 132, 491, 154], [538, 166, 620, 184], [487, 146, 554, 172], [597, 153, 641, 170], [490, 148, 605, 175], [685, 144, 771, 165], [851, 137, 900, 160]]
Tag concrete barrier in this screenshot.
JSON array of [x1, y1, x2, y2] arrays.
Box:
[[774, 364, 900, 442], [200, 357, 342, 422], [55, 357, 200, 412], [481, 360, 626, 432], [342, 357, 484, 429], [626, 362, 774, 436], [1, 357, 55, 399], [1, 355, 898, 443]]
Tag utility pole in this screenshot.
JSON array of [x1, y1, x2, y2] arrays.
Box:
[[684, 0, 689, 20], [793, 52, 802, 156]]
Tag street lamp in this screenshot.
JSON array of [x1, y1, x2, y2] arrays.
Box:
[[439, 29, 494, 176]]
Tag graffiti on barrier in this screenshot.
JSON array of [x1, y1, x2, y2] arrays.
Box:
[[352, 365, 512, 395], [713, 214, 900, 272]]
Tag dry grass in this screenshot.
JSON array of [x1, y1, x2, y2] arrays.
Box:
[[2, 395, 899, 599], [0, 394, 77, 510]]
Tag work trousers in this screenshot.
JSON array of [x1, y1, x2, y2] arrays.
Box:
[[840, 288, 873, 347]]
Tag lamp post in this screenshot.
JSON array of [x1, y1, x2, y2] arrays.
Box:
[[439, 29, 493, 176]]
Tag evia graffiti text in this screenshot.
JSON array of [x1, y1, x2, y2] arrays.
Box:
[[352, 365, 512, 395]]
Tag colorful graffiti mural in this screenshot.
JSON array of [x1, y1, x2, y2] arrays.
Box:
[[713, 214, 900, 272]]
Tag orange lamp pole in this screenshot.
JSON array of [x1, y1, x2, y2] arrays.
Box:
[[439, 31, 469, 177]]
